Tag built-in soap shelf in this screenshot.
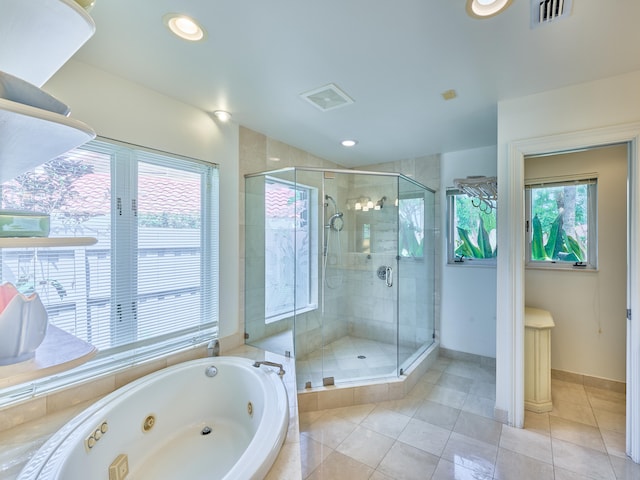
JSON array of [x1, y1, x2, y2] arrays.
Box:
[[0, 0, 96, 182]]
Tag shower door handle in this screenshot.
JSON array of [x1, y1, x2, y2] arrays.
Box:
[[385, 266, 393, 287], [376, 265, 393, 287]]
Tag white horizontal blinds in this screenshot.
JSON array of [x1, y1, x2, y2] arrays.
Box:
[[0, 147, 113, 349], [104, 145, 218, 354], [0, 138, 218, 359], [203, 165, 219, 330], [133, 153, 216, 345]]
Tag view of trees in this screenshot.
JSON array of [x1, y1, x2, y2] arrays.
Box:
[[454, 194, 497, 259], [1, 157, 97, 230], [399, 197, 424, 257], [530, 184, 588, 262]]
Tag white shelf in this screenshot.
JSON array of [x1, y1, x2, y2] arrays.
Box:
[[0, 237, 97, 248], [0, 98, 96, 182], [0, 325, 97, 389], [0, 0, 95, 87]]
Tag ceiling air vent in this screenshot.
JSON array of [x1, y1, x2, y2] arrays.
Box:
[[300, 83, 354, 112], [531, 0, 572, 28]]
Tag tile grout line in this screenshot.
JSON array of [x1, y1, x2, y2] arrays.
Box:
[[302, 359, 628, 480]]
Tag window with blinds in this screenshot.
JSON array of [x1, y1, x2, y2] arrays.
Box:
[[0, 138, 218, 399]]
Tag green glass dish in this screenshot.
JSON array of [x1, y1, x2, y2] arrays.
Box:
[[0, 210, 50, 237]]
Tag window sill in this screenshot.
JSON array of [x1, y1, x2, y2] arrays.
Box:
[[447, 260, 497, 269], [266, 304, 317, 324], [525, 264, 598, 273], [0, 325, 97, 390]]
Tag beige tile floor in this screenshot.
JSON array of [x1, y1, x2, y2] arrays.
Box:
[[299, 356, 640, 480]]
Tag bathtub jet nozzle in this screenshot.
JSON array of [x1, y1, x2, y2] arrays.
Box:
[[252, 360, 285, 377]]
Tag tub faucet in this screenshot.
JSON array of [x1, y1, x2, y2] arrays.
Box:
[[252, 361, 285, 377], [207, 339, 220, 357]]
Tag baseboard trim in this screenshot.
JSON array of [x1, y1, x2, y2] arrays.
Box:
[[551, 369, 626, 394], [439, 347, 496, 369]]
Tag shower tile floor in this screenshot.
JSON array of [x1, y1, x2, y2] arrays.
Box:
[[299, 356, 637, 479], [295, 336, 416, 390]]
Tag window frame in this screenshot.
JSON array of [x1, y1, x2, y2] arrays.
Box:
[[263, 176, 318, 324], [525, 175, 598, 270], [0, 137, 219, 406], [446, 188, 497, 266]]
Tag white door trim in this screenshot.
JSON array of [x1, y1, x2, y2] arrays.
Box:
[[496, 122, 640, 462]]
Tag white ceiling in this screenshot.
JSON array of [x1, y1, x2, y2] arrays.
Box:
[[72, 0, 640, 167]]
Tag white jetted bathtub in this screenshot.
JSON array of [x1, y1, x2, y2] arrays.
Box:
[[18, 356, 289, 480]]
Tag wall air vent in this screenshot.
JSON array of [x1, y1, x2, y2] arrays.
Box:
[[531, 0, 572, 28], [300, 83, 354, 112]]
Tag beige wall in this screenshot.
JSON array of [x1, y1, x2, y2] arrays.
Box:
[[524, 144, 627, 382], [495, 70, 640, 416]]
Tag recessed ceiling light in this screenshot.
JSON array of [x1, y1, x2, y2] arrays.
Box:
[[163, 13, 206, 41], [466, 0, 513, 18], [212, 110, 232, 122], [341, 140, 358, 147]]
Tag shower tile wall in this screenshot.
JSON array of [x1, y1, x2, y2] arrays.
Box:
[[240, 127, 342, 354], [360, 155, 441, 346]]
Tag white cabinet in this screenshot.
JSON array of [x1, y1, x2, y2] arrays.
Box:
[[0, 0, 96, 182]]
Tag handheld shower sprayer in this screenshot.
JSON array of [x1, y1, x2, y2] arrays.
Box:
[[322, 192, 344, 288], [324, 195, 344, 232], [327, 212, 344, 231]]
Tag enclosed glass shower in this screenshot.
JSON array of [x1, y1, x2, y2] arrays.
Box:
[[245, 167, 435, 390]]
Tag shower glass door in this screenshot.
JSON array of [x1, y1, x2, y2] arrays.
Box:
[[397, 175, 435, 373], [312, 171, 399, 387], [246, 167, 434, 391]]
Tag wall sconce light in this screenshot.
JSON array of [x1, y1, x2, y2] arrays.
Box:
[[374, 196, 387, 210], [350, 196, 391, 212]]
